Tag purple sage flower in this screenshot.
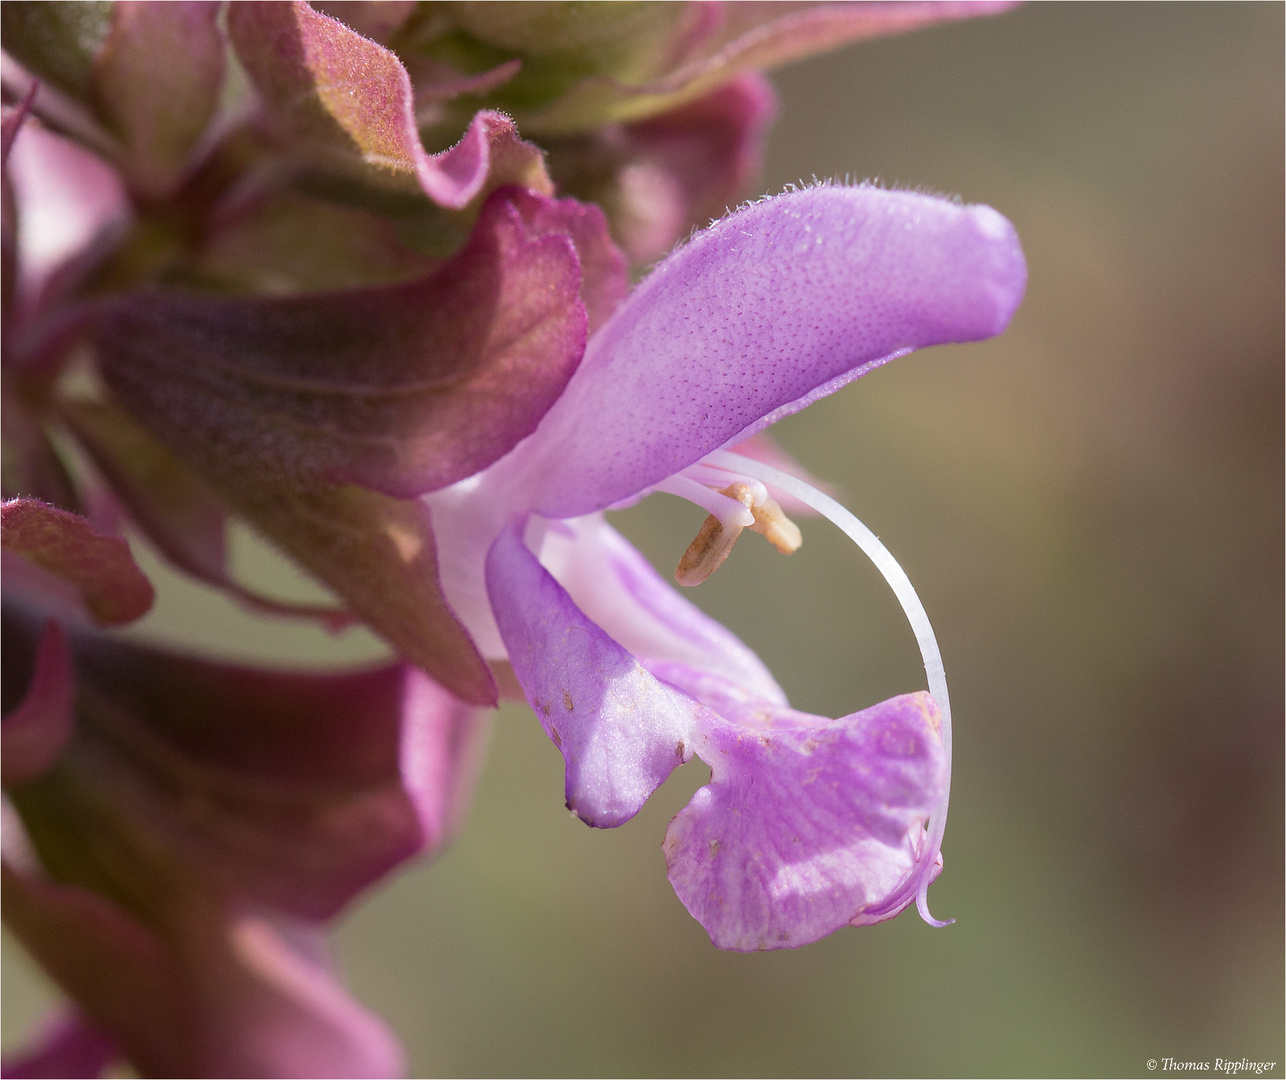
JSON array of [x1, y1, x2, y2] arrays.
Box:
[[422, 181, 1027, 949]]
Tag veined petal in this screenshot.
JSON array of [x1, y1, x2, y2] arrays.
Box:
[[494, 183, 1027, 518], [483, 525, 945, 948], [660, 671, 948, 952], [485, 521, 700, 827]]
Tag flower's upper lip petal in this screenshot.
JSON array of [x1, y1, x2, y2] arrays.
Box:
[[495, 183, 1027, 519]]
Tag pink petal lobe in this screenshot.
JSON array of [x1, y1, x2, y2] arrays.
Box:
[[1, 499, 153, 626], [2, 621, 74, 785], [485, 522, 701, 827], [661, 680, 948, 951], [499, 184, 1027, 517]]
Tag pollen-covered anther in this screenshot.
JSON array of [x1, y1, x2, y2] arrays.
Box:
[[675, 482, 801, 586]]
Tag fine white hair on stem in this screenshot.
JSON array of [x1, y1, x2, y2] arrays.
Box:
[[704, 447, 953, 926]]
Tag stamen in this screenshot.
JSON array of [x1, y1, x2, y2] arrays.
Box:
[[675, 507, 741, 586], [747, 492, 802, 555], [704, 448, 953, 928], [673, 482, 802, 586]]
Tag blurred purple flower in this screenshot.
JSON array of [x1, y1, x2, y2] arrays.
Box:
[[1, 500, 488, 1077], [426, 182, 1027, 949]]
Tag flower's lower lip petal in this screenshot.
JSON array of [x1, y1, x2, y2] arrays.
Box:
[[538, 515, 788, 705], [485, 521, 701, 828], [499, 183, 1026, 518], [662, 690, 948, 952]]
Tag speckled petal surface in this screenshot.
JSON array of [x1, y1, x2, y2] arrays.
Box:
[[662, 683, 947, 952], [485, 522, 702, 827], [496, 183, 1026, 517]]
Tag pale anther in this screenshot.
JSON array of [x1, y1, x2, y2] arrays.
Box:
[[675, 482, 801, 587]]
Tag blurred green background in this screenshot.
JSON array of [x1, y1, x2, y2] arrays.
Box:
[[4, 3, 1282, 1076]]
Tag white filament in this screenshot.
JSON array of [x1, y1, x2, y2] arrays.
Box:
[[653, 472, 755, 528], [704, 448, 952, 926]]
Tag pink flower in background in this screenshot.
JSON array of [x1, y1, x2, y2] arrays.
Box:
[[1, 500, 488, 1076]]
